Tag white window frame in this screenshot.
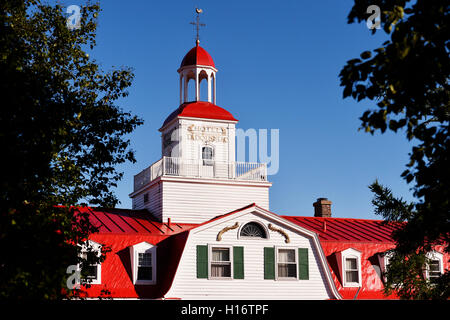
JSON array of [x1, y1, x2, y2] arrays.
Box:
[[377, 250, 393, 283], [201, 145, 214, 166], [238, 221, 269, 240], [208, 244, 233, 280], [275, 246, 298, 281], [339, 248, 362, 287], [425, 251, 444, 281], [130, 242, 157, 285], [78, 240, 102, 285]]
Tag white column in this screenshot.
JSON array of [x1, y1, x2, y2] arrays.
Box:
[[195, 69, 199, 101], [213, 75, 216, 104], [179, 74, 183, 105], [183, 73, 188, 103], [207, 72, 212, 103]]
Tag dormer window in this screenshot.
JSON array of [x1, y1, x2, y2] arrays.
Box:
[[130, 242, 157, 285], [78, 240, 102, 285], [425, 251, 443, 281], [337, 248, 362, 287], [138, 252, 153, 281], [345, 257, 359, 284], [377, 250, 393, 283]]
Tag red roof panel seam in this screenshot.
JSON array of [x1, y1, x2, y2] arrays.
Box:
[[287, 217, 346, 241], [342, 220, 387, 241], [119, 211, 153, 233], [101, 211, 126, 233], [115, 213, 139, 233], [368, 221, 400, 239], [163, 223, 174, 232], [354, 220, 395, 241], [147, 220, 165, 234], [330, 220, 374, 241], [288, 217, 338, 240], [87, 208, 112, 233], [319, 239, 396, 245], [315, 219, 360, 241], [131, 217, 155, 234]]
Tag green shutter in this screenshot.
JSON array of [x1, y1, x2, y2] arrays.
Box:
[[298, 248, 309, 280], [196, 245, 208, 278], [233, 246, 244, 279], [264, 247, 275, 279]]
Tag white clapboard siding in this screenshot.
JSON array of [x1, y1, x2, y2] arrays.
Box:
[[165, 211, 336, 300], [132, 181, 163, 220], [131, 178, 270, 223], [162, 179, 270, 224]]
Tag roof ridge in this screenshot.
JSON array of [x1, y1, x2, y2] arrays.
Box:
[[281, 215, 391, 223]]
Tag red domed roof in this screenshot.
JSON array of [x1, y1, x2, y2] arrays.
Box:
[[180, 45, 215, 68], [162, 101, 237, 128]]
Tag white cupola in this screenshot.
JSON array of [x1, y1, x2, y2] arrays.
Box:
[[178, 40, 217, 105], [130, 10, 271, 224]]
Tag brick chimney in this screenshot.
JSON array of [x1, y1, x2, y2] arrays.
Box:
[[313, 198, 332, 217]]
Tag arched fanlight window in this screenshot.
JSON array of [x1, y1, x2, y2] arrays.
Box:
[[240, 222, 267, 238]]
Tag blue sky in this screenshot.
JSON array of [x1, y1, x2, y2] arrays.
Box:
[[63, 0, 416, 219]]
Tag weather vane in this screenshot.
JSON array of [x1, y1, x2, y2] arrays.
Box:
[[190, 8, 205, 45]]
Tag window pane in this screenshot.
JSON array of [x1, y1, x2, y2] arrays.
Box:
[[212, 248, 230, 262], [137, 266, 152, 280], [85, 265, 97, 280], [278, 249, 295, 263], [346, 258, 357, 270], [278, 263, 297, 278], [211, 264, 231, 278], [139, 253, 152, 266], [429, 260, 440, 272], [202, 147, 213, 159], [429, 260, 441, 278], [346, 270, 359, 283], [240, 223, 266, 238], [202, 147, 214, 165]]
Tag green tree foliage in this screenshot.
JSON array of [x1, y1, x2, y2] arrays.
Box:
[[340, 1, 449, 299], [0, 0, 142, 299]]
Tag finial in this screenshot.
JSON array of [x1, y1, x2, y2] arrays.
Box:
[[190, 8, 205, 45]]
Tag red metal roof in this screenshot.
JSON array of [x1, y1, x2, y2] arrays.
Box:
[[281, 215, 405, 299], [281, 215, 401, 243], [78, 207, 196, 236], [162, 101, 238, 128], [180, 45, 215, 68], [77, 206, 408, 299], [75, 207, 195, 299]]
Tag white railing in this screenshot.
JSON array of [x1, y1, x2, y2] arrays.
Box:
[[133, 157, 267, 191]]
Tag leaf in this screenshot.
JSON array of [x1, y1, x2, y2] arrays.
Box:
[[340, 1, 449, 299], [389, 84, 396, 94], [360, 51, 372, 59]]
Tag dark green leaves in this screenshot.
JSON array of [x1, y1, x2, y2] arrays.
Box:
[[360, 51, 372, 59], [342, 0, 449, 300], [0, 0, 142, 299]]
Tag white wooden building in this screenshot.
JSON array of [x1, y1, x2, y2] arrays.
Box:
[[80, 38, 448, 300]]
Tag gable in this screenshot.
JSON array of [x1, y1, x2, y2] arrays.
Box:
[[164, 205, 342, 299]]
